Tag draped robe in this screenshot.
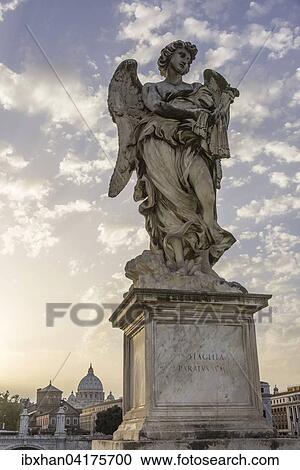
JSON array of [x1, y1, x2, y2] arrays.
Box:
[[133, 81, 236, 266]]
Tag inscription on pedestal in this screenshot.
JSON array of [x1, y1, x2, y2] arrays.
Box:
[[154, 323, 251, 406], [178, 352, 227, 374]]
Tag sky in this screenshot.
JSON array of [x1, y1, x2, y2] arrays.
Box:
[[0, 0, 299, 402]]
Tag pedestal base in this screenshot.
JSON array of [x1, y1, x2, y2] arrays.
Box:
[[92, 438, 300, 450], [110, 289, 273, 443]]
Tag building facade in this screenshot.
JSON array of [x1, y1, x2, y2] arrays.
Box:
[[36, 400, 81, 434], [271, 385, 300, 436], [260, 381, 272, 426], [29, 382, 63, 430], [36, 382, 63, 414]]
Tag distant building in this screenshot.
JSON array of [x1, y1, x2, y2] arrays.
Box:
[[260, 381, 272, 425], [80, 398, 122, 434], [106, 391, 115, 402], [20, 363, 116, 436], [36, 400, 80, 434], [29, 382, 63, 430], [271, 385, 300, 436], [36, 382, 63, 414], [67, 364, 105, 409]]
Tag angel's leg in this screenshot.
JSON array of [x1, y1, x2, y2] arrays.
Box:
[[169, 238, 184, 268], [188, 157, 215, 227], [200, 249, 219, 278], [188, 157, 218, 275]]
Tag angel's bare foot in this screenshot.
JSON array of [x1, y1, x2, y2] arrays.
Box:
[[201, 250, 220, 278], [176, 263, 188, 275]]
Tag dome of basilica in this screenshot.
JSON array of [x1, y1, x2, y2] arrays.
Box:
[[78, 364, 103, 391], [67, 363, 106, 409]]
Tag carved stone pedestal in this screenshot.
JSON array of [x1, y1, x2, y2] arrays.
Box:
[[109, 288, 273, 446]]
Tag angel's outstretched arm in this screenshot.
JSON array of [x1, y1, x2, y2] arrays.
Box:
[[142, 83, 201, 120]]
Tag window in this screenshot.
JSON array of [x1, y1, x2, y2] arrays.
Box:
[[66, 418, 71, 425], [73, 418, 78, 425]]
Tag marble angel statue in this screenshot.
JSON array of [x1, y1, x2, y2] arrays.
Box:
[[108, 40, 245, 293]]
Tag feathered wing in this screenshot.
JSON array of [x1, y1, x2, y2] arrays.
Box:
[[108, 59, 148, 198]]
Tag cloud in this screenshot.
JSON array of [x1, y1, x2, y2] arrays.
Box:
[[69, 258, 95, 276], [115, 1, 176, 65], [0, 175, 50, 202], [270, 172, 289, 188], [182, 18, 217, 43], [225, 175, 251, 188], [115, 31, 175, 65], [200, 0, 231, 18], [239, 230, 257, 240], [246, 0, 282, 19], [261, 224, 299, 254], [246, 23, 300, 60], [229, 131, 300, 165], [59, 152, 111, 185], [0, 0, 24, 22], [205, 46, 237, 68], [264, 141, 300, 163], [39, 200, 93, 219], [97, 222, 148, 254], [0, 62, 107, 129], [289, 90, 300, 107], [1, 218, 58, 256], [230, 75, 287, 125], [229, 132, 265, 162], [118, 1, 172, 41], [285, 119, 300, 130], [270, 171, 300, 189], [237, 194, 300, 222], [1, 199, 93, 256], [252, 163, 268, 174], [115, 0, 299, 77], [0, 141, 29, 171]]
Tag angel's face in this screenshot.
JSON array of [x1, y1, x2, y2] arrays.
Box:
[[168, 48, 192, 76]]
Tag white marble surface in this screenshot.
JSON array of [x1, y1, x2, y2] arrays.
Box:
[[154, 323, 251, 406], [129, 329, 145, 409]]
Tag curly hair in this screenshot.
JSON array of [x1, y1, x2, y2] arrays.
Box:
[[157, 40, 198, 77]]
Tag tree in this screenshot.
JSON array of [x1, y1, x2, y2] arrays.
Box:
[[95, 406, 122, 435], [0, 391, 22, 431]]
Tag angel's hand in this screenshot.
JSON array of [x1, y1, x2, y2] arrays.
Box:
[[224, 87, 239, 102]]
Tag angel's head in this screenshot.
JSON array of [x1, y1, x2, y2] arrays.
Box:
[[157, 40, 198, 77]]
